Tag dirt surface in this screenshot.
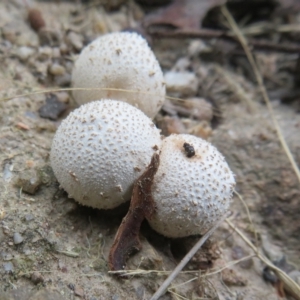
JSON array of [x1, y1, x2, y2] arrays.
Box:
[[0, 0, 300, 299]]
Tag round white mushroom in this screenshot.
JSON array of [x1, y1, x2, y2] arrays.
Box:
[[147, 134, 235, 238], [50, 99, 161, 209], [71, 32, 165, 119]]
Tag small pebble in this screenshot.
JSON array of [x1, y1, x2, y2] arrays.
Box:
[[28, 8, 46, 32], [74, 286, 85, 298], [16, 46, 35, 61], [3, 161, 13, 183], [55, 92, 69, 104], [182, 98, 213, 121], [188, 40, 209, 57], [24, 214, 34, 222], [221, 268, 247, 286], [49, 63, 66, 76], [66, 31, 83, 51], [231, 245, 253, 269], [38, 46, 53, 61], [3, 262, 14, 273], [68, 283, 75, 291], [38, 94, 67, 120], [289, 270, 300, 285], [1, 252, 13, 261], [59, 43, 69, 55], [31, 271, 44, 284], [172, 57, 190, 72], [52, 47, 61, 58], [261, 234, 283, 262], [13, 232, 24, 245], [54, 73, 71, 87], [156, 115, 186, 136], [164, 71, 198, 97], [38, 28, 62, 47], [16, 174, 42, 195]]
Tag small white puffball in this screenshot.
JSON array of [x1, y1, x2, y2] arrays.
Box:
[[72, 32, 166, 119], [147, 134, 235, 238], [50, 99, 161, 209]]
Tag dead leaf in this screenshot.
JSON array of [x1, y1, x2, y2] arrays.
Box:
[[108, 153, 160, 272], [143, 0, 227, 31]]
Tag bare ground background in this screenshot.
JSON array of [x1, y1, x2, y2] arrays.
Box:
[[0, 0, 300, 299]]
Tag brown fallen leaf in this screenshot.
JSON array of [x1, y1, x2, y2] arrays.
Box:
[[143, 0, 227, 31], [108, 153, 160, 272]]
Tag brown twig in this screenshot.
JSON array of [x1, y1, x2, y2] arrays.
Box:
[[108, 153, 160, 272], [148, 28, 300, 54]]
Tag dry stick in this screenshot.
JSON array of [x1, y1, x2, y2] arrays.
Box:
[[226, 219, 300, 300], [221, 5, 300, 186], [234, 190, 258, 243], [150, 212, 230, 300], [149, 28, 300, 54]]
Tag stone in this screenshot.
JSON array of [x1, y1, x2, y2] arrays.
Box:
[[16, 46, 35, 61], [38, 94, 67, 120], [13, 232, 24, 245], [49, 64, 66, 76], [164, 71, 198, 97]]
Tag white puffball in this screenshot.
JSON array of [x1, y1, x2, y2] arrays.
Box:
[[72, 32, 165, 118], [148, 134, 235, 238], [50, 99, 161, 209]]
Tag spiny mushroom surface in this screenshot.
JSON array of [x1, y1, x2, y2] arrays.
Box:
[[147, 134, 235, 238], [50, 99, 161, 209], [71, 32, 165, 118]]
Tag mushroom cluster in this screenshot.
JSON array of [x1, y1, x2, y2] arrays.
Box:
[[51, 30, 236, 271], [51, 99, 235, 234]]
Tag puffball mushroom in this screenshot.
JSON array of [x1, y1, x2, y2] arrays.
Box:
[[71, 32, 166, 119], [147, 134, 235, 238], [50, 99, 161, 209]]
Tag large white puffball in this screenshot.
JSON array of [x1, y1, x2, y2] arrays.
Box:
[[148, 134, 235, 238], [72, 32, 165, 119], [50, 99, 161, 209]]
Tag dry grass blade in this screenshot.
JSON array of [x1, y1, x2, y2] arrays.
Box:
[[226, 219, 300, 300], [0, 87, 186, 103], [234, 190, 258, 243], [150, 212, 230, 300], [221, 5, 300, 185], [215, 65, 256, 113]]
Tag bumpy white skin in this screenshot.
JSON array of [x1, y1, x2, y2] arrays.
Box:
[[72, 32, 165, 119], [148, 134, 235, 238], [50, 100, 161, 209]]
